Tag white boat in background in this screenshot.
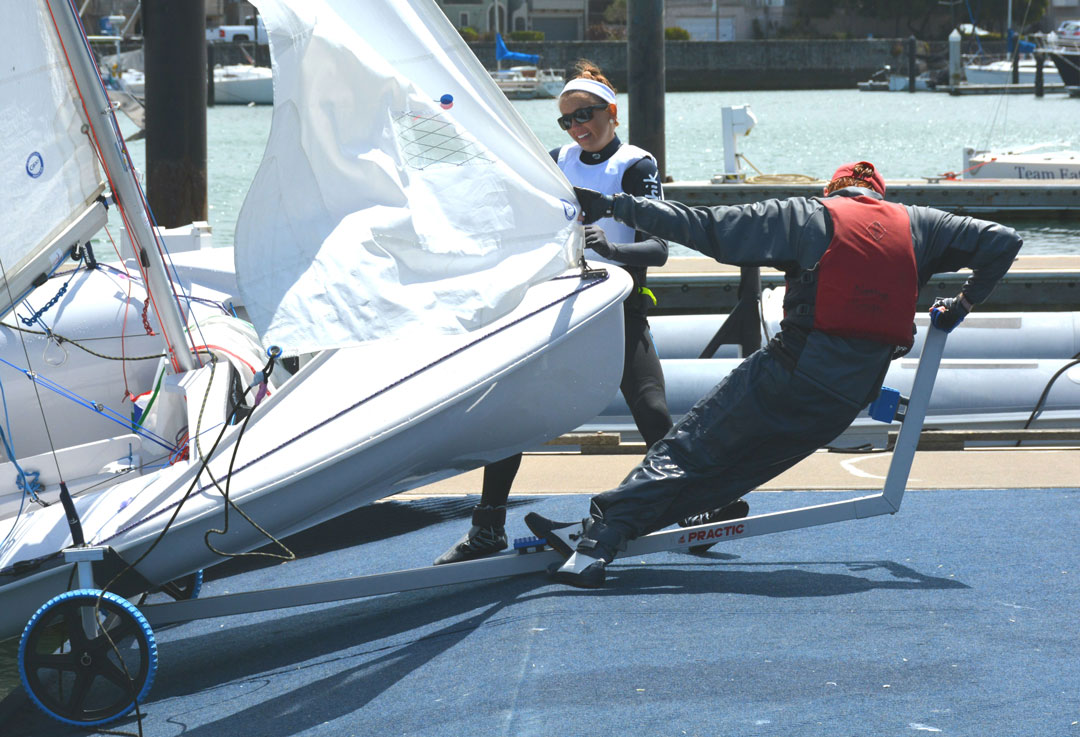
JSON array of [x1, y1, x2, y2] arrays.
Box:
[[964, 56, 1063, 85], [856, 64, 933, 91], [960, 143, 1080, 180], [3, 0, 631, 726], [491, 33, 563, 99], [211, 63, 273, 104], [491, 65, 564, 99], [118, 63, 274, 105]]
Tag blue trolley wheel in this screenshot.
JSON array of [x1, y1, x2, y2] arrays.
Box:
[[170, 569, 204, 600], [18, 589, 158, 727]]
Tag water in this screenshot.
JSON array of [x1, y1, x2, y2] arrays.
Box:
[[117, 89, 1078, 255]]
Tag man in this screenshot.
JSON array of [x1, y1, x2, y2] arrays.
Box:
[[526, 161, 1022, 588]]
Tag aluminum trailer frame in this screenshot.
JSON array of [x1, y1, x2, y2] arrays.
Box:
[[20, 327, 946, 728], [135, 325, 948, 628]]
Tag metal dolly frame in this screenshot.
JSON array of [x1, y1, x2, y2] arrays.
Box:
[[138, 326, 948, 628], [21, 327, 946, 727]]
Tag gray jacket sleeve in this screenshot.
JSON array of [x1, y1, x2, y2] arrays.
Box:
[[610, 193, 828, 272], [908, 206, 1023, 304]]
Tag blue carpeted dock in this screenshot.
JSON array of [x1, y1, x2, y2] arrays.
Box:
[[2, 487, 1078, 736]]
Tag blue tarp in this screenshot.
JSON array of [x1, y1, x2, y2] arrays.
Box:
[[495, 33, 539, 65]]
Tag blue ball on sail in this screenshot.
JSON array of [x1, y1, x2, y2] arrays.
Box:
[[439, 93, 453, 110]]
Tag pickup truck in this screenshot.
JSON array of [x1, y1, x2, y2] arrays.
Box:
[[206, 16, 265, 43]]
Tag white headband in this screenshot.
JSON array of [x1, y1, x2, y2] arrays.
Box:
[[559, 78, 616, 105]]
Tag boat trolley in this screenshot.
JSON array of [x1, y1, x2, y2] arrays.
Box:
[[15, 327, 949, 727]]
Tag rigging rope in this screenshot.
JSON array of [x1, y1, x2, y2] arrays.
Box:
[[100, 270, 612, 546]]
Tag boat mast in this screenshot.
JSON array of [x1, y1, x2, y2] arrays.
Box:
[[45, 0, 197, 373]]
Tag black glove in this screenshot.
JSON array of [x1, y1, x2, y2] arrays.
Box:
[[929, 293, 971, 333], [573, 186, 614, 225], [583, 225, 614, 259]]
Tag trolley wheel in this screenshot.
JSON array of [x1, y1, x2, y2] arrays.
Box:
[[170, 569, 204, 600], [18, 589, 158, 727]]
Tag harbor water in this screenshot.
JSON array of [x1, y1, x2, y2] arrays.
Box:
[[116, 89, 1078, 257]]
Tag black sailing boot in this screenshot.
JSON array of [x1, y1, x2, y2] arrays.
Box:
[[433, 504, 508, 565], [525, 512, 622, 589], [678, 498, 751, 554]]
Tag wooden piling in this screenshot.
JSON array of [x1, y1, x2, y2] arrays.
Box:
[[143, 0, 207, 227]]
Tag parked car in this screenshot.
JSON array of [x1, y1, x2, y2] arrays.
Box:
[[1053, 19, 1080, 47], [207, 16, 266, 43]]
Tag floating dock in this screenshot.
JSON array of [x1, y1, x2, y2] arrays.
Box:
[[945, 82, 1067, 95], [646, 255, 1080, 314], [666, 180, 1080, 220]]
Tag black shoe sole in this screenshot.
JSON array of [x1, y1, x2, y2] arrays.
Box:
[[433, 544, 507, 566], [524, 512, 577, 558]]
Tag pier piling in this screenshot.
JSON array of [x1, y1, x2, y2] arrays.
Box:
[[627, 0, 666, 178], [143, 0, 208, 227]]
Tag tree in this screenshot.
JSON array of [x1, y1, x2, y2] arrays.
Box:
[[603, 0, 626, 25]]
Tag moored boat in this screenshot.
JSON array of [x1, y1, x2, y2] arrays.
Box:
[[960, 143, 1080, 180]]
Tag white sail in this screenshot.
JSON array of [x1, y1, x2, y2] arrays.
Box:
[[0, 4, 104, 304], [235, 0, 582, 354]]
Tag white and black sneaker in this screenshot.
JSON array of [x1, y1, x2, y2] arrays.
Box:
[[433, 525, 507, 565], [523, 512, 587, 558], [550, 551, 608, 589]]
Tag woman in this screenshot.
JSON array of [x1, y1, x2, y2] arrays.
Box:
[[434, 61, 677, 565]]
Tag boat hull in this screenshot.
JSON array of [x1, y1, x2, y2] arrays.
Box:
[[0, 266, 633, 640], [1047, 49, 1080, 87], [964, 61, 1063, 85]]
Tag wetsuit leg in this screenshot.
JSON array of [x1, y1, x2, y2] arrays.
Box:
[[434, 454, 520, 564], [479, 452, 522, 509], [585, 347, 863, 549], [620, 309, 673, 448]]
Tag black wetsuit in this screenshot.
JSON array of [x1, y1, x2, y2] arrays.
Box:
[[479, 137, 674, 509], [580, 187, 1023, 552]]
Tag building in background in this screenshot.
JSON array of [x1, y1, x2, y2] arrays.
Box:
[[434, 0, 787, 41], [440, 0, 534, 36], [665, 0, 787, 41]]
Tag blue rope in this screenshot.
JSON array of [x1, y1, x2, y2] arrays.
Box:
[[0, 355, 178, 454], [0, 374, 43, 552], [0, 375, 42, 502]]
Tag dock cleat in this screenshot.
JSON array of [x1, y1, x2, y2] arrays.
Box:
[[678, 498, 751, 554]]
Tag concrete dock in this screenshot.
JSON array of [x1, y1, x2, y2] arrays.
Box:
[[647, 254, 1080, 313], [666, 180, 1080, 219], [409, 443, 1080, 498], [3, 443, 1076, 737]]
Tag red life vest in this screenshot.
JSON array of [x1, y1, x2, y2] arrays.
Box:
[[812, 195, 918, 347]]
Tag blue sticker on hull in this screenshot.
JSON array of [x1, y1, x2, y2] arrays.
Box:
[[26, 152, 44, 178]]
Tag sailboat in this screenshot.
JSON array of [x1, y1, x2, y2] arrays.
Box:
[[490, 33, 564, 99], [2, 0, 630, 726]]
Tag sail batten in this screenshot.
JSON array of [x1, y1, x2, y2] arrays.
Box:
[[235, 0, 581, 354]]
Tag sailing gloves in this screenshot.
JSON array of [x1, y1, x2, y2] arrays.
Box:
[[574, 186, 615, 224], [929, 293, 973, 333], [583, 225, 613, 259]]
